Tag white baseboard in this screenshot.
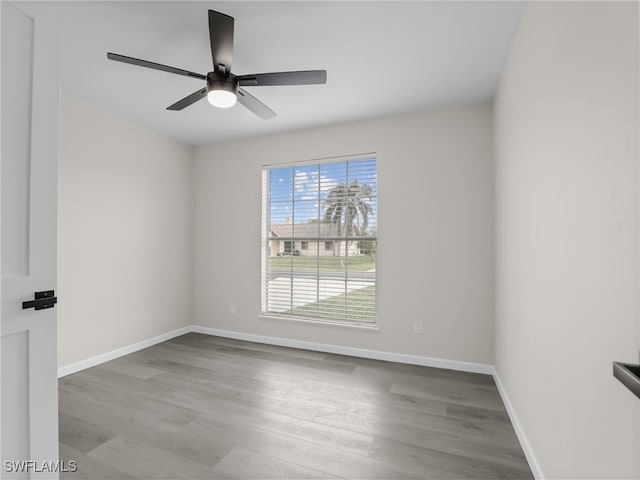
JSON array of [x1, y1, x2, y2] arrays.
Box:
[[492, 368, 544, 479], [190, 325, 494, 375], [57, 326, 191, 378]]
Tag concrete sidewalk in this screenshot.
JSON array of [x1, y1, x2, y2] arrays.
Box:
[[266, 276, 373, 313]]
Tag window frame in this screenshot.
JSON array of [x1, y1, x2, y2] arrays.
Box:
[[261, 153, 378, 327]]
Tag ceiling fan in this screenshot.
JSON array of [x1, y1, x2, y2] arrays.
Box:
[[107, 10, 327, 120]]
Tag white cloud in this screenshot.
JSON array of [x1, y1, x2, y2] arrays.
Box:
[[294, 171, 309, 192], [319, 175, 338, 192], [292, 169, 339, 198]]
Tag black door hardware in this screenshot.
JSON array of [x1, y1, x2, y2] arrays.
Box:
[[613, 361, 640, 400], [22, 290, 57, 310]]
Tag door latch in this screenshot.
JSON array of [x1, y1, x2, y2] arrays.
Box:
[[22, 290, 57, 310]]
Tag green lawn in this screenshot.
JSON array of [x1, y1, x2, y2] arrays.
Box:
[[289, 285, 376, 322], [269, 255, 375, 272]]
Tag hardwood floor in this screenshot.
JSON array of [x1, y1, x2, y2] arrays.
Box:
[[58, 333, 532, 479]]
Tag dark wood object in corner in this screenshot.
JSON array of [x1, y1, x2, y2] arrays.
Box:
[[613, 362, 640, 399]]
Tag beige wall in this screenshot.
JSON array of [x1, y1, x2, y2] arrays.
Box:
[[194, 104, 495, 365], [57, 97, 193, 367], [494, 2, 639, 478]]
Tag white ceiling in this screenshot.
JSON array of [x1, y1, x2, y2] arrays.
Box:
[[38, 1, 525, 146]]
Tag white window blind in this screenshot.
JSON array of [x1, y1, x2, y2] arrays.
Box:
[[261, 156, 377, 324]]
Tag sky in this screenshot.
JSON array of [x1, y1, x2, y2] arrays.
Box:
[[268, 158, 378, 228]]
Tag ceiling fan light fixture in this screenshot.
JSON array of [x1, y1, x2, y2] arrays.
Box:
[[206, 73, 238, 108], [207, 88, 237, 108]]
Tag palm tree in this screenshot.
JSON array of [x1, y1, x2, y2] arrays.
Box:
[[323, 180, 373, 249]]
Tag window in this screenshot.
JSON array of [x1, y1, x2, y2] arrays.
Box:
[[283, 240, 294, 254], [262, 155, 377, 324]]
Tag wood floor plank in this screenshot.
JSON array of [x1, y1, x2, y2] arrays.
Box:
[[136, 343, 268, 379], [190, 413, 415, 480], [65, 366, 178, 400], [169, 389, 375, 457], [210, 344, 357, 375], [59, 443, 135, 480], [97, 358, 165, 380], [112, 418, 232, 469], [173, 333, 330, 361], [324, 353, 496, 386], [59, 412, 118, 454], [60, 371, 177, 407], [59, 388, 199, 433], [87, 435, 218, 479], [254, 366, 393, 394], [60, 390, 231, 471], [391, 377, 506, 412], [370, 436, 533, 480], [254, 369, 513, 429], [58, 334, 533, 479], [446, 403, 512, 423], [148, 342, 361, 383], [147, 370, 296, 402], [214, 446, 340, 480], [352, 363, 496, 388]]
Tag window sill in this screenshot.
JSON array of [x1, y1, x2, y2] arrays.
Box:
[[259, 314, 380, 331]]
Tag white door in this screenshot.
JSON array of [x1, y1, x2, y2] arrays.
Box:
[[1, 2, 61, 478]]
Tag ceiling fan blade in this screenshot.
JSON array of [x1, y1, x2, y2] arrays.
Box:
[[237, 88, 276, 120], [167, 88, 207, 111], [209, 10, 234, 74], [237, 70, 327, 87], [107, 53, 206, 80]]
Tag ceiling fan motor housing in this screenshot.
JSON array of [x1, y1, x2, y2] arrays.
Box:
[[207, 71, 238, 95]]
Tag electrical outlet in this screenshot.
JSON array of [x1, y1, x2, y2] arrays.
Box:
[[413, 321, 423, 335], [230, 304, 237, 315]]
